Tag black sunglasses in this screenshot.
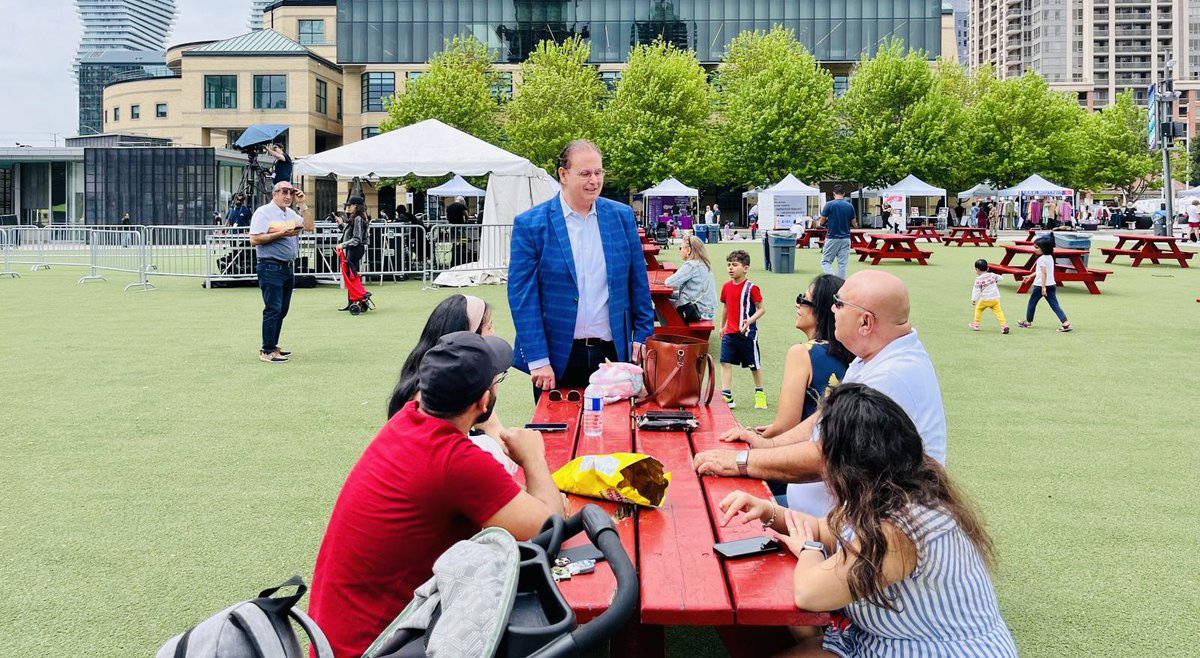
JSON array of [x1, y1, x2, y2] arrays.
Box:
[[833, 294, 875, 318], [795, 293, 815, 307], [547, 390, 582, 402]]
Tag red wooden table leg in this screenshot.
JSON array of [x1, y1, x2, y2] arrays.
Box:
[[610, 619, 666, 658], [717, 625, 798, 658]]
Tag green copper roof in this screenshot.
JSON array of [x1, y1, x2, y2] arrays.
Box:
[[189, 29, 308, 55]]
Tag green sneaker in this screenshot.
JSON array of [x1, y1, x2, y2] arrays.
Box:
[[754, 390, 768, 410], [722, 391, 736, 409]]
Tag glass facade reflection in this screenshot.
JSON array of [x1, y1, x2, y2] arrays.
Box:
[[84, 148, 216, 226], [337, 0, 943, 65]]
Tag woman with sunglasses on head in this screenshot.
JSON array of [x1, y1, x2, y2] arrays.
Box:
[[719, 383, 1017, 658], [663, 234, 718, 323]]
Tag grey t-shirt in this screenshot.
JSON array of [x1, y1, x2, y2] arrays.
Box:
[[249, 203, 303, 261]]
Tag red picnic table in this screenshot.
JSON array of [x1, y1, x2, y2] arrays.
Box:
[[904, 225, 943, 243], [987, 243, 1112, 295], [1100, 233, 1194, 268], [643, 243, 662, 271], [796, 227, 826, 248], [850, 229, 871, 247], [648, 269, 713, 340], [528, 394, 830, 657], [941, 226, 996, 247], [854, 233, 934, 265]]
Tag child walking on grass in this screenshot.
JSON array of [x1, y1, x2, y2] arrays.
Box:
[[719, 250, 767, 409], [1018, 238, 1073, 332], [970, 259, 1009, 334]]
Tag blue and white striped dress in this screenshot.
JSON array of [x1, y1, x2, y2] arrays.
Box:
[[822, 504, 1018, 658]]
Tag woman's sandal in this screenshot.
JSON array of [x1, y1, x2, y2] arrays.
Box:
[[1057, 322, 1073, 333], [1017, 320, 1032, 328]]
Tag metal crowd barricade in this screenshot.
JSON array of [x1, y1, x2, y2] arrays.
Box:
[[424, 223, 513, 287], [143, 225, 256, 286], [0, 228, 17, 278], [359, 222, 428, 283], [7, 226, 92, 271], [81, 228, 155, 290]]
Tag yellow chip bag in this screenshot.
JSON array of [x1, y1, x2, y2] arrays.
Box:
[[552, 453, 671, 508]]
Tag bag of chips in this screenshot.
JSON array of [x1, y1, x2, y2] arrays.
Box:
[[552, 453, 671, 508]]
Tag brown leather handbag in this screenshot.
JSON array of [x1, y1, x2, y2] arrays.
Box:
[[640, 334, 715, 408]]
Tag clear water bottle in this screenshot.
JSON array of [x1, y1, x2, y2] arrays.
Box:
[[583, 383, 604, 437]]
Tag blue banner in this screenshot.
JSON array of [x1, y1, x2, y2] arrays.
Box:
[[1148, 83, 1158, 149]]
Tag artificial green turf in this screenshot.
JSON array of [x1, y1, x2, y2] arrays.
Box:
[[1, 235, 1197, 657]]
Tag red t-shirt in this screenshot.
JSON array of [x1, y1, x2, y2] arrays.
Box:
[[307, 401, 521, 658], [720, 278, 762, 335]]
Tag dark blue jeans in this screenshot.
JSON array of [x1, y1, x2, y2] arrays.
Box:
[[1026, 285, 1068, 324], [258, 260, 295, 353]]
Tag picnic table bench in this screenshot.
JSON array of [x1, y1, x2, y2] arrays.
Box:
[[854, 233, 934, 265], [796, 227, 826, 248], [530, 393, 830, 657], [988, 243, 1113, 295], [643, 243, 663, 271], [905, 225, 943, 243], [648, 269, 714, 340], [850, 229, 871, 248], [1101, 233, 1193, 268], [941, 226, 996, 247]]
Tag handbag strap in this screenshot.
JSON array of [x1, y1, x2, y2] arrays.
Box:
[[636, 348, 687, 407], [699, 352, 715, 405]]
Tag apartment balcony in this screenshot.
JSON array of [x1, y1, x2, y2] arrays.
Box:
[[1113, 0, 1150, 5], [1114, 44, 1150, 53], [1114, 11, 1151, 20], [1094, 26, 1109, 36], [1114, 28, 1151, 37], [1115, 61, 1151, 70]]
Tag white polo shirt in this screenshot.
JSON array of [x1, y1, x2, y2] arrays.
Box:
[[787, 330, 948, 516]]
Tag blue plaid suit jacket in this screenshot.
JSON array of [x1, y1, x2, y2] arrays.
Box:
[[508, 195, 655, 377]]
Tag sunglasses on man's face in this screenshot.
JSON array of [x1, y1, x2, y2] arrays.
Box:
[[492, 370, 508, 387], [833, 294, 875, 318], [547, 389, 582, 402]]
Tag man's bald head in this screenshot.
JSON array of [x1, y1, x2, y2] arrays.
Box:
[[845, 270, 910, 327], [833, 270, 913, 361]]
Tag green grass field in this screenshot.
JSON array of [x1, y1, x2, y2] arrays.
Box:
[[2, 235, 1197, 657]]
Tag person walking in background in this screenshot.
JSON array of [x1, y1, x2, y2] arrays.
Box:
[[1018, 238, 1072, 332], [446, 196, 468, 224], [713, 203, 722, 226], [818, 185, 856, 278], [987, 202, 1000, 238], [335, 195, 371, 313], [970, 259, 1009, 334], [719, 250, 767, 410], [968, 202, 978, 228], [704, 204, 715, 225], [663, 234, 718, 323], [1186, 199, 1200, 242]]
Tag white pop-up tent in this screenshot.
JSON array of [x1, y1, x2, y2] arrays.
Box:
[[757, 174, 821, 231], [958, 183, 997, 199], [858, 174, 947, 230], [294, 119, 558, 285], [640, 177, 699, 227], [997, 174, 1073, 197], [427, 174, 486, 222], [1176, 185, 1200, 197]]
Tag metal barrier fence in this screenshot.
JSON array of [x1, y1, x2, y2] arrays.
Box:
[[4, 223, 515, 290], [0, 228, 16, 278]]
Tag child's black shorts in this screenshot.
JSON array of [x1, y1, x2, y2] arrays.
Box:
[[720, 331, 760, 370]]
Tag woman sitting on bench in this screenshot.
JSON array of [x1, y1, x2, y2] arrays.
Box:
[[663, 234, 717, 323]]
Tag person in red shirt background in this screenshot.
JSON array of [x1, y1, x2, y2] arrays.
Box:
[[718, 250, 767, 410], [307, 332, 565, 657]]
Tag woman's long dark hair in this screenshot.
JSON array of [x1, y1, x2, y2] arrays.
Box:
[[806, 274, 854, 366], [819, 383, 995, 611], [387, 295, 474, 417]]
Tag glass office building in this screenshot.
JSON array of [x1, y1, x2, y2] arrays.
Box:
[[84, 148, 217, 226], [77, 51, 170, 135], [336, 0, 943, 65]]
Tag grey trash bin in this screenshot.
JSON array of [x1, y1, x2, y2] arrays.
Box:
[[1152, 217, 1167, 236], [768, 231, 797, 274], [705, 223, 720, 244], [1053, 232, 1092, 268]]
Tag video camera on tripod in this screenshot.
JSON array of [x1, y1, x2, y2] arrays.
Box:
[[232, 124, 290, 209]]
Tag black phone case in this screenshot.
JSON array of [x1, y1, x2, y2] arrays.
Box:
[[559, 543, 606, 563], [713, 537, 782, 559]]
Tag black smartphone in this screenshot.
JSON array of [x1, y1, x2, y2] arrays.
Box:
[[713, 537, 782, 559], [524, 422, 568, 432], [559, 543, 605, 564]]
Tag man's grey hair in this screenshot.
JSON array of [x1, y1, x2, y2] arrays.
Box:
[[454, 196, 466, 203]]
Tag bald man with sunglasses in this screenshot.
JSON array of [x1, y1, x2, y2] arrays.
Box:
[[694, 270, 947, 516]]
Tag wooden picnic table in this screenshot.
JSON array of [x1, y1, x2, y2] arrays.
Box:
[[850, 229, 871, 247], [1101, 233, 1194, 268], [643, 243, 662, 271], [941, 226, 996, 247], [905, 225, 943, 243], [529, 394, 830, 657], [648, 269, 713, 340], [854, 233, 934, 265], [987, 243, 1112, 295], [796, 227, 826, 248]]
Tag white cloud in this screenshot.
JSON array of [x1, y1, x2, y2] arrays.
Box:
[[0, 0, 250, 146]]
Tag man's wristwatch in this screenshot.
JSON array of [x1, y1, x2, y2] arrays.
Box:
[[801, 540, 827, 558], [735, 449, 749, 477]]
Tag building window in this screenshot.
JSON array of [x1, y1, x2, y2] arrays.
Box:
[[361, 72, 395, 113], [490, 71, 513, 99], [253, 75, 287, 109], [599, 71, 621, 91], [833, 75, 850, 97], [114, 106, 120, 121], [336, 87, 342, 120], [316, 79, 328, 115], [156, 103, 167, 118], [298, 19, 325, 45], [204, 75, 237, 109], [104, 109, 108, 124], [362, 127, 381, 140], [406, 71, 423, 84], [131, 105, 140, 119]]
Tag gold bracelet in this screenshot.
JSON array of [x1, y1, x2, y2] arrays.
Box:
[[762, 501, 777, 529]]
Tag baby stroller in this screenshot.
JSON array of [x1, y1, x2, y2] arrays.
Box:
[[364, 505, 637, 658], [336, 246, 374, 315]]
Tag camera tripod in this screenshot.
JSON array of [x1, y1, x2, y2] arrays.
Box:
[[234, 152, 273, 210]]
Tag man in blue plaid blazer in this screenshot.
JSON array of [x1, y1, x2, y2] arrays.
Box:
[[509, 140, 655, 393]]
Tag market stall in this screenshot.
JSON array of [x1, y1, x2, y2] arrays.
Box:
[[640, 177, 700, 230]]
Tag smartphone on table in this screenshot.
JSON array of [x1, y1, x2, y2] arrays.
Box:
[[713, 536, 782, 559]]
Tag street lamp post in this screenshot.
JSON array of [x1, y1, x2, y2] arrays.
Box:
[[1158, 55, 1178, 236]]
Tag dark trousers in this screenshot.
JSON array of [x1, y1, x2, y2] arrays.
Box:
[[1026, 285, 1068, 323], [258, 259, 295, 353], [534, 339, 618, 401], [762, 236, 772, 271]]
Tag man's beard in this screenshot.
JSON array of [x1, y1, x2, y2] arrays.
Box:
[[475, 392, 497, 425]]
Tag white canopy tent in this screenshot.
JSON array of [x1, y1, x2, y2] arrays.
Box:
[[757, 174, 821, 231], [640, 177, 699, 227], [1176, 185, 1200, 197], [958, 183, 998, 199], [855, 175, 947, 230], [997, 174, 1073, 197], [426, 174, 486, 223], [293, 119, 559, 286]]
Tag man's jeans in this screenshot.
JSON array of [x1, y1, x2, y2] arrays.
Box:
[[821, 238, 851, 278], [258, 259, 295, 353]]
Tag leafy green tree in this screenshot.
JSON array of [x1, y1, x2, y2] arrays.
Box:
[[891, 58, 978, 196], [1072, 90, 1158, 200], [967, 72, 1085, 188], [505, 36, 606, 174], [596, 40, 716, 193], [712, 26, 834, 187]]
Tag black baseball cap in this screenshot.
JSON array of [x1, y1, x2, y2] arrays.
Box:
[[419, 332, 513, 413]]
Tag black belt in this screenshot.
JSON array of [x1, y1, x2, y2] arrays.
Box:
[[573, 338, 613, 347], [258, 258, 294, 265]]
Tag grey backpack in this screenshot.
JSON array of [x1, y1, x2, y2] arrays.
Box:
[[157, 576, 333, 658]]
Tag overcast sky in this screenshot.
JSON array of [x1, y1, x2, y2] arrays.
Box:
[[0, 0, 250, 146]]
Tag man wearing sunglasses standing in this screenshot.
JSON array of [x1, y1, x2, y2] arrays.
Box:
[[249, 181, 309, 363], [509, 139, 654, 395], [695, 270, 946, 517]]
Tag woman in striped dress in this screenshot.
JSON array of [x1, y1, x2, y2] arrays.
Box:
[[718, 383, 1017, 657]]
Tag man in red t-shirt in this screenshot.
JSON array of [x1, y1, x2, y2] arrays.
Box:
[[307, 332, 565, 657]]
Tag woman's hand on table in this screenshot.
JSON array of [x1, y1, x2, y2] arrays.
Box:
[[768, 510, 816, 559], [717, 490, 772, 527], [718, 425, 769, 449]]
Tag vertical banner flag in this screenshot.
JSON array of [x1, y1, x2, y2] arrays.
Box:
[[1148, 83, 1158, 149]]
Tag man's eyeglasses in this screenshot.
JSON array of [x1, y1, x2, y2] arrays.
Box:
[[547, 389, 582, 402], [492, 370, 508, 387], [833, 294, 875, 318], [276, 189, 295, 195], [573, 169, 605, 180], [795, 293, 815, 308]]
